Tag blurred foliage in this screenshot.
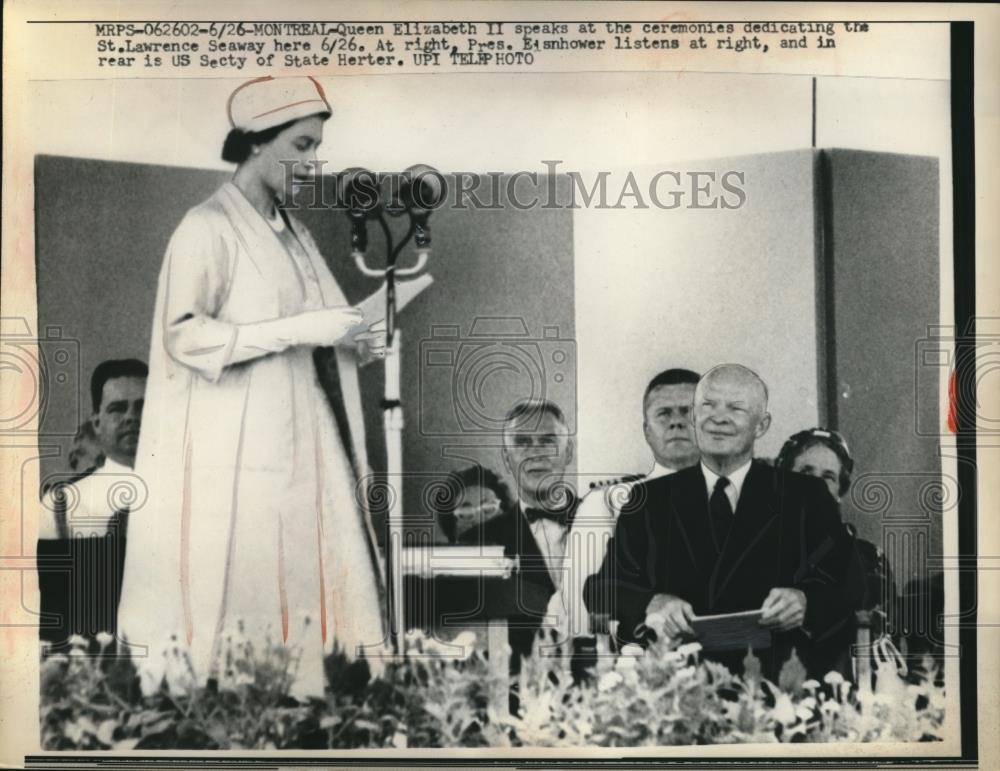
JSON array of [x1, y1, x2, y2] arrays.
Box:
[[40, 628, 945, 750]]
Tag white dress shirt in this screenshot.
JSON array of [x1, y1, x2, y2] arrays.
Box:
[[521, 498, 599, 642], [522, 499, 569, 582], [38, 458, 136, 539], [700, 458, 753, 513]]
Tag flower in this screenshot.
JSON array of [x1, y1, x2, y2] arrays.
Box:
[[36, 611, 948, 750], [772, 694, 797, 724], [95, 632, 114, 650], [598, 671, 624, 692], [778, 650, 808, 696], [616, 643, 644, 670], [162, 639, 197, 695], [823, 671, 845, 686], [449, 631, 478, 659], [68, 634, 88, 649]]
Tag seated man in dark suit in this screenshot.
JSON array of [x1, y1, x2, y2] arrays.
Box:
[[463, 399, 594, 708], [37, 359, 147, 651], [584, 364, 857, 679], [474, 399, 580, 663]]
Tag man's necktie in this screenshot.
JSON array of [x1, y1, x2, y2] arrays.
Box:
[[710, 477, 734, 553]]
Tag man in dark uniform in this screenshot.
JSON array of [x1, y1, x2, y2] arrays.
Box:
[[575, 367, 701, 640], [584, 364, 856, 679]]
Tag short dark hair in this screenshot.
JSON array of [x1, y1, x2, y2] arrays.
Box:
[[435, 464, 514, 542], [776, 427, 855, 497], [221, 117, 306, 164], [642, 368, 700, 408], [502, 398, 567, 437], [91, 359, 148, 413]]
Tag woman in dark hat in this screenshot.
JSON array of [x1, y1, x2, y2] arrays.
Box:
[[777, 427, 900, 677]]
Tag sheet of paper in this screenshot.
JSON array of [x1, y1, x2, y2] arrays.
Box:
[[356, 273, 434, 329], [690, 609, 772, 653]]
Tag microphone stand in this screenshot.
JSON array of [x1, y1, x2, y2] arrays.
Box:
[[351, 189, 431, 656]]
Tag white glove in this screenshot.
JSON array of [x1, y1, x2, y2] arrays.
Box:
[[247, 306, 364, 347], [228, 307, 364, 367], [284, 306, 366, 346], [353, 319, 387, 361]]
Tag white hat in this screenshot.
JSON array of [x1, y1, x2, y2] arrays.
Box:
[[227, 76, 332, 133]]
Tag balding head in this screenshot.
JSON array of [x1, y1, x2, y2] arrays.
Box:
[[696, 364, 769, 414], [694, 364, 772, 475]]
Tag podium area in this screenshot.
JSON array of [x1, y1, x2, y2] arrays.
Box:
[[400, 545, 525, 715]]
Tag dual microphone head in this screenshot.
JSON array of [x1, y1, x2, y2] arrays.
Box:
[[340, 165, 446, 257]]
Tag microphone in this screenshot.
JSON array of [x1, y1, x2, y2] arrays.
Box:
[[402, 164, 446, 212], [340, 168, 381, 257], [401, 165, 446, 253]]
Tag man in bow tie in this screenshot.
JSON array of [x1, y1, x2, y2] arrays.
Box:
[[470, 399, 583, 700], [584, 364, 857, 679], [501, 399, 578, 577]]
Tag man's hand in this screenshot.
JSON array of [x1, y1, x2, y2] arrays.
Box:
[[759, 587, 807, 632], [644, 593, 695, 639]]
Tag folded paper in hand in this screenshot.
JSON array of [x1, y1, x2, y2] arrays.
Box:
[[690, 609, 772, 653]]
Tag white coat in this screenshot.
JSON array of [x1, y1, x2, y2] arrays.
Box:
[[118, 182, 386, 698]]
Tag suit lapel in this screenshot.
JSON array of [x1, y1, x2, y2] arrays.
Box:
[[512, 508, 556, 593], [711, 462, 780, 603], [669, 467, 715, 588]]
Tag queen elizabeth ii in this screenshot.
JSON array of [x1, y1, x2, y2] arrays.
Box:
[[117, 76, 387, 699]]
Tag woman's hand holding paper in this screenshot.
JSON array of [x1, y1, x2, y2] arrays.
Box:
[[288, 306, 365, 346], [353, 318, 387, 362]]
